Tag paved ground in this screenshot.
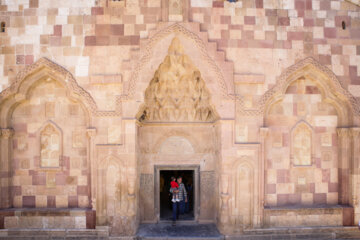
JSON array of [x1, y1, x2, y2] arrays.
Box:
[[137, 223, 223, 239], [1, 224, 360, 239]]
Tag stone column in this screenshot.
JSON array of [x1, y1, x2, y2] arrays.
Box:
[[337, 128, 351, 205], [219, 174, 230, 230], [259, 127, 269, 227], [351, 128, 360, 221], [86, 128, 97, 210], [0, 128, 14, 209]]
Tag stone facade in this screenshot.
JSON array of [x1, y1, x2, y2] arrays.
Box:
[[0, 0, 359, 237]]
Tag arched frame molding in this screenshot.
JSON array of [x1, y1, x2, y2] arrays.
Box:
[[248, 58, 358, 124]]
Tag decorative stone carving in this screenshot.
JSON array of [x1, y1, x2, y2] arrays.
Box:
[[1, 128, 14, 139], [40, 123, 61, 167], [138, 37, 218, 122], [291, 122, 312, 166]]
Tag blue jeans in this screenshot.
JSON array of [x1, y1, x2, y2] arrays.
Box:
[[179, 200, 185, 215], [172, 201, 178, 221]]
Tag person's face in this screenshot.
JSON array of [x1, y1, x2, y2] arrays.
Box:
[[177, 178, 182, 184]]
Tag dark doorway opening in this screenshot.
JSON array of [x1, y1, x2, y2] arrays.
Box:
[[160, 170, 194, 221]]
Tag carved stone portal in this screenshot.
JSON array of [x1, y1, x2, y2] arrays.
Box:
[[138, 37, 218, 122]]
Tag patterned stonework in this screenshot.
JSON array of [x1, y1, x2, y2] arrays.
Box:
[[0, 0, 359, 235]]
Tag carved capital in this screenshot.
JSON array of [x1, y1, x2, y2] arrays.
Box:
[[86, 128, 97, 139], [1, 128, 14, 139], [259, 127, 269, 138], [351, 127, 360, 139], [337, 128, 350, 137]]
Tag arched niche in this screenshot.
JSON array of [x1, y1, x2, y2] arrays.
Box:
[[262, 58, 353, 207], [0, 58, 95, 209], [97, 155, 126, 225], [231, 159, 254, 230]]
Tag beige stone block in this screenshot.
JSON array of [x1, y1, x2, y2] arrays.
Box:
[[301, 193, 313, 205], [4, 217, 19, 229], [327, 192, 338, 204], [45, 102, 55, 117], [72, 131, 85, 148], [77, 176, 88, 186], [46, 172, 56, 188], [75, 216, 86, 228], [56, 195, 68, 208], [267, 169, 277, 184], [108, 125, 122, 144], [78, 196, 89, 208], [277, 183, 295, 194], [315, 182, 328, 193], [36, 195, 48, 207], [266, 194, 277, 206], [13, 196, 22, 208]]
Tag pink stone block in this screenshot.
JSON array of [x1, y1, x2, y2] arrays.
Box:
[[320, 0, 330, 10], [266, 184, 276, 194], [322, 169, 330, 183], [77, 186, 89, 196], [53, 25, 62, 36], [91, 7, 103, 15], [278, 17, 290, 26], [255, 0, 263, 8], [313, 193, 326, 204], [324, 28, 337, 38], [277, 169, 290, 183], [244, 16, 255, 25], [328, 183, 338, 193], [277, 194, 289, 206], [85, 36, 96, 46], [23, 196, 35, 208], [287, 32, 304, 41], [304, 18, 314, 27], [295, 0, 305, 10], [68, 196, 79, 208], [47, 196, 56, 208], [25, 55, 34, 65], [32, 173, 46, 185]]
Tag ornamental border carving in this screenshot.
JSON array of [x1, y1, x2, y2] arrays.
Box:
[[0, 57, 121, 117], [123, 23, 233, 100], [240, 57, 360, 116]]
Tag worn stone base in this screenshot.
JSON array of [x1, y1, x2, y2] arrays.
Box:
[[0, 208, 96, 230], [264, 205, 354, 228], [226, 226, 360, 240]]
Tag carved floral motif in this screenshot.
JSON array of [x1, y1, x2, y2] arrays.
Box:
[[40, 124, 61, 167], [138, 37, 218, 122]]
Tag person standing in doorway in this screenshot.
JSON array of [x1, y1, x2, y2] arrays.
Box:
[[177, 176, 187, 215], [170, 176, 187, 225]]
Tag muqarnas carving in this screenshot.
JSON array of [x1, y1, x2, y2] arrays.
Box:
[[40, 123, 62, 167], [138, 37, 218, 122]]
